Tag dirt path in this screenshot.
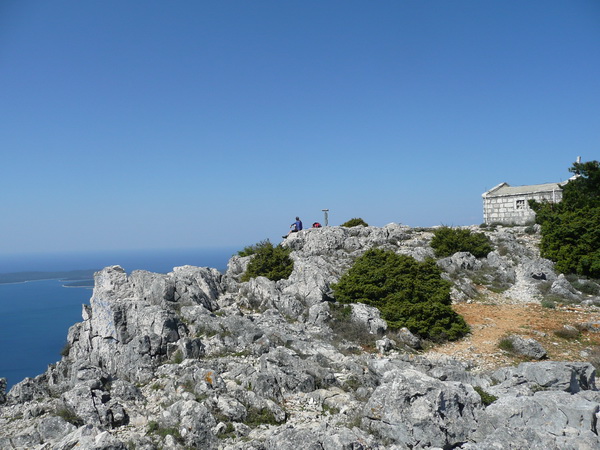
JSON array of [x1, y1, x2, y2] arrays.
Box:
[[430, 302, 600, 372]]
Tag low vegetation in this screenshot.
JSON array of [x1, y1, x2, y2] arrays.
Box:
[[430, 226, 493, 258], [541, 299, 557, 309], [341, 217, 369, 227], [553, 326, 580, 340], [328, 303, 377, 351], [169, 349, 184, 364], [497, 337, 516, 354], [474, 386, 498, 406], [567, 274, 600, 296], [147, 421, 183, 443], [244, 407, 280, 427], [332, 249, 469, 341], [55, 407, 83, 427], [240, 240, 294, 282]]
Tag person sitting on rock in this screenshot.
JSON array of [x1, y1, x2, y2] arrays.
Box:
[[283, 217, 303, 238]]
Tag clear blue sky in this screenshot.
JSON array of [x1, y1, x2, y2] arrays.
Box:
[[1, 0, 599, 254]]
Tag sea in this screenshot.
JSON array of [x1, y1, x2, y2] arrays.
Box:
[[0, 247, 238, 390]]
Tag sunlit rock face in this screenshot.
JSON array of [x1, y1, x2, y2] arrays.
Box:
[[1, 225, 598, 449]]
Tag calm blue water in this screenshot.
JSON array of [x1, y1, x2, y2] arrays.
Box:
[[0, 248, 237, 390], [0, 280, 91, 389], [0, 247, 239, 274]]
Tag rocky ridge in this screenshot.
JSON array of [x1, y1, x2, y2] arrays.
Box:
[[1, 224, 599, 449]]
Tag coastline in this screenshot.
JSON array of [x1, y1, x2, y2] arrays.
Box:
[[0, 247, 236, 389]]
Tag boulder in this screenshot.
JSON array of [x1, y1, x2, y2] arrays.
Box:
[[129, 270, 176, 305], [37, 415, 77, 442], [504, 335, 547, 360], [163, 400, 217, 448], [54, 424, 129, 449], [171, 265, 223, 311], [577, 320, 600, 332], [259, 347, 336, 393], [361, 367, 480, 448], [473, 391, 600, 448], [581, 297, 600, 307], [263, 422, 377, 450], [282, 254, 340, 307], [550, 274, 582, 301], [349, 303, 387, 335], [522, 258, 557, 282], [393, 327, 422, 349], [7, 374, 49, 404], [375, 336, 396, 353], [438, 251, 482, 274], [306, 302, 331, 327], [491, 361, 596, 394]]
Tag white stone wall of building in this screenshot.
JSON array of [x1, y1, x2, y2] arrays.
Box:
[[483, 190, 563, 225]]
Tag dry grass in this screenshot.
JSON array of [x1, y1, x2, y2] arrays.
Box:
[[430, 300, 600, 372]]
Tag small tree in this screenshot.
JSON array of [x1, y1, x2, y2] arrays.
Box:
[[237, 239, 270, 257], [332, 249, 469, 341], [240, 240, 294, 282], [342, 218, 369, 227], [531, 160, 600, 277], [430, 226, 493, 258]]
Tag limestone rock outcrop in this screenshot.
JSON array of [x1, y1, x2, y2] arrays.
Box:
[[0, 224, 598, 449]]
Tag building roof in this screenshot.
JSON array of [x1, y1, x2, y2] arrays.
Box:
[[482, 181, 565, 197]]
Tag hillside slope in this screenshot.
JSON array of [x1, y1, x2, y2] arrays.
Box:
[[1, 224, 599, 449]]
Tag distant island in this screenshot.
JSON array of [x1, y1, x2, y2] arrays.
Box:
[[0, 270, 98, 286]]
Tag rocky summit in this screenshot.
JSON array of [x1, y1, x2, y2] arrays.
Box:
[[1, 224, 599, 449]]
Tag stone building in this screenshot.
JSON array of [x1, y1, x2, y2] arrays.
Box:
[[482, 181, 567, 225]]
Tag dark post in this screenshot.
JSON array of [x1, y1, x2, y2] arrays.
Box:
[[322, 209, 329, 226]]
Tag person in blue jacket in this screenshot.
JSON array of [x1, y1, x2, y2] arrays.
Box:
[[283, 217, 303, 238]]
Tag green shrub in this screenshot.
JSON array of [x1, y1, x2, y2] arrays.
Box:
[[541, 299, 556, 309], [330, 303, 352, 320], [237, 239, 270, 257], [390, 301, 470, 342], [169, 349, 183, 364], [535, 208, 600, 276], [331, 249, 469, 341], [474, 386, 498, 406], [498, 337, 516, 353], [55, 407, 83, 426], [217, 421, 235, 438], [553, 327, 580, 340], [147, 420, 159, 433], [147, 421, 183, 442], [566, 276, 600, 296], [244, 407, 280, 427], [240, 240, 293, 282], [530, 160, 600, 278], [430, 226, 493, 258], [341, 218, 369, 227]]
